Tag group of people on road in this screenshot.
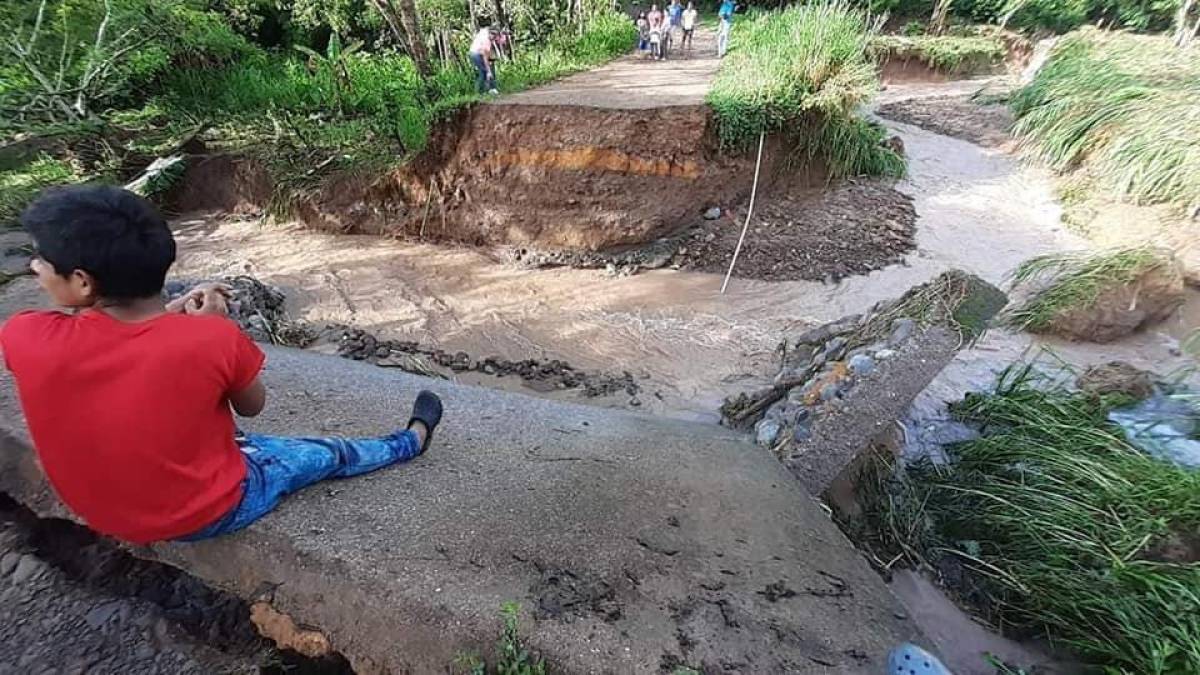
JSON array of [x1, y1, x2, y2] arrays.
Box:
[[635, 0, 736, 61], [636, 0, 698, 60]]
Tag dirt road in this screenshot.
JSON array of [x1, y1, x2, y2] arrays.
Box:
[[497, 27, 720, 108]]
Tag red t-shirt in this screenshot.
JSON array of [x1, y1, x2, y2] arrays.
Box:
[[0, 309, 265, 543]]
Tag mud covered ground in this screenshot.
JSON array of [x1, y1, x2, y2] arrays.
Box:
[[678, 179, 917, 282], [876, 94, 1014, 150]]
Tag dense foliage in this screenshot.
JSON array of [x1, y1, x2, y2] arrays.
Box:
[[1011, 28, 1200, 214], [851, 0, 1184, 33], [707, 1, 904, 178], [0, 0, 634, 222]]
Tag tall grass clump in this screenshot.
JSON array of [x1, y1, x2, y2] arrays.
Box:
[[1011, 28, 1200, 215], [872, 363, 1200, 673], [1004, 246, 1169, 332], [706, 0, 904, 178]]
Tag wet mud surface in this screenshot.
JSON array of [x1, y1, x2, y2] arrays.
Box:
[[876, 94, 1015, 150], [679, 179, 917, 282]]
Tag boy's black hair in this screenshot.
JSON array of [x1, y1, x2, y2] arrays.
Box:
[[21, 185, 176, 300]]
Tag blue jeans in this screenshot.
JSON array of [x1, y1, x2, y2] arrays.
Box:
[[470, 52, 496, 93], [180, 430, 421, 540]]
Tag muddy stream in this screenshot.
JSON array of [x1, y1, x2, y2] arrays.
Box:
[[169, 79, 1194, 427]]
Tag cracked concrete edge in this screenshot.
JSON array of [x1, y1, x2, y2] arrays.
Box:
[[783, 326, 962, 496]]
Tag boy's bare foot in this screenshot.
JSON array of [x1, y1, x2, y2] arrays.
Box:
[[407, 390, 443, 455]]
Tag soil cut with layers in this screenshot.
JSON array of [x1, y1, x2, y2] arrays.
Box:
[[169, 105, 770, 253]]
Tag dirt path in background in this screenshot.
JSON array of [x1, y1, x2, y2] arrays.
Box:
[[496, 27, 720, 108]]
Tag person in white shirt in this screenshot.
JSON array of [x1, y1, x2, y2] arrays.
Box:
[[681, 2, 698, 50], [469, 27, 500, 95]]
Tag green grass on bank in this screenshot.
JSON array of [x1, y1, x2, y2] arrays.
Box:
[[706, 1, 904, 178], [1004, 246, 1170, 333], [869, 32, 1006, 73], [854, 363, 1200, 674], [1011, 28, 1200, 216]]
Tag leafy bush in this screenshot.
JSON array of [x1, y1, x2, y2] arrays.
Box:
[[0, 0, 252, 124], [707, 1, 903, 177], [847, 0, 1180, 32], [1011, 28, 1200, 214]]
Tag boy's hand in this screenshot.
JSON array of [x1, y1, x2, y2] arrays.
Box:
[[167, 283, 232, 316], [185, 286, 230, 317]]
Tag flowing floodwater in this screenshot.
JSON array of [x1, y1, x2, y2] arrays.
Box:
[[162, 78, 1169, 425]]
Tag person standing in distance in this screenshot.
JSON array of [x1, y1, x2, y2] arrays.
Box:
[[717, 0, 736, 57], [470, 26, 500, 95]]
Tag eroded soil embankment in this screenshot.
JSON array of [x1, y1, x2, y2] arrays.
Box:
[[170, 104, 769, 252]]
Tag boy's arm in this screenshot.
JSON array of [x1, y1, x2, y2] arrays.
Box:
[[229, 377, 267, 418]]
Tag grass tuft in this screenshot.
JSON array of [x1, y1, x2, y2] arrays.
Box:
[[1004, 246, 1169, 333], [706, 1, 903, 178], [855, 362, 1200, 674], [1011, 28, 1200, 215]]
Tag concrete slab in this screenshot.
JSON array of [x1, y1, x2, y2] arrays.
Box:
[[0, 341, 922, 673]]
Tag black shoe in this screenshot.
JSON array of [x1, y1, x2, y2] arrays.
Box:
[[407, 390, 443, 454]]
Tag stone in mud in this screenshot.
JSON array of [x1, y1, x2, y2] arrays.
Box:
[[848, 354, 876, 376], [887, 318, 916, 347], [820, 336, 849, 363], [703, 207, 722, 221], [875, 348, 896, 360], [0, 551, 18, 577], [792, 315, 860, 349], [819, 382, 845, 402], [10, 554, 44, 585], [756, 419, 782, 447], [1077, 361, 1155, 401]]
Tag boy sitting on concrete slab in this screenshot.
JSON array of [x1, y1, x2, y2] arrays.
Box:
[[0, 185, 443, 544]]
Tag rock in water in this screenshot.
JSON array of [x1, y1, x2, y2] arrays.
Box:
[[703, 207, 722, 221]]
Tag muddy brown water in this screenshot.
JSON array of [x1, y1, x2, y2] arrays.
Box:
[[166, 79, 1197, 425]]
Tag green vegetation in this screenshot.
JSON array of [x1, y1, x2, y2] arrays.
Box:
[[856, 0, 1186, 33], [454, 602, 545, 675], [854, 363, 1200, 674], [707, 1, 905, 178], [1011, 29, 1200, 216], [1005, 247, 1169, 332], [0, 156, 83, 226], [0, 0, 634, 226], [870, 32, 1006, 72]]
